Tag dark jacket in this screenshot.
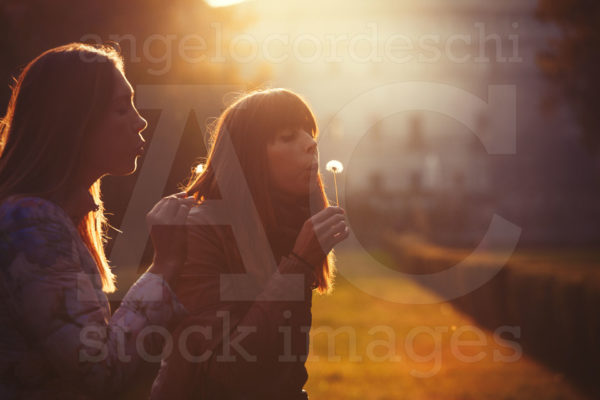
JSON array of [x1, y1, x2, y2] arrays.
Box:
[[151, 201, 316, 400]]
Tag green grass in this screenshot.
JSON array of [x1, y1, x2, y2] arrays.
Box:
[[304, 248, 592, 400]]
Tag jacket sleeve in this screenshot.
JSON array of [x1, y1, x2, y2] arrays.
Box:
[[150, 211, 315, 399], [203, 255, 314, 394], [0, 198, 187, 397]]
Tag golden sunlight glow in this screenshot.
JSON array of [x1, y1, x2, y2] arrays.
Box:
[[195, 164, 204, 174], [205, 0, 247, 8]]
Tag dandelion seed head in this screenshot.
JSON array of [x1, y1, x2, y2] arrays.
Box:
[[326, 160, 344, 173]]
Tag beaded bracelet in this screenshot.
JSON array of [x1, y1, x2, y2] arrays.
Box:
[[289, 251, 318, 289], [290, 251, 314, 269]]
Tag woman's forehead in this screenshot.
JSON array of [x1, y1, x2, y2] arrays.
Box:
[[111, 68, 134, 100]]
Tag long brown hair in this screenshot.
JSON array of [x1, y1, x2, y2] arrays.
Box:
[[184, 88, 336, 293], [0, 43, 124, 292]]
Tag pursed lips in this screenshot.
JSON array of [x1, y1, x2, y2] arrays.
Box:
[[302, 162, 319, 177]]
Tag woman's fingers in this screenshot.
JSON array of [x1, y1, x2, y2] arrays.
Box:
[[323, 219, 347, 238], [322, 225, 350, 250], [147, 195, 196, 227], [315, 214, 346, 236], [146, 198, 168, 225], [174, 201, 194, 225], [312, 206, 344, 224], [333, 226, 350, 246], [314, 213, 346, 235], [322, 222, 348, 249], [154, 197, 181, 221], [293, 206, 349, 265], [310, 212, 348, 252]]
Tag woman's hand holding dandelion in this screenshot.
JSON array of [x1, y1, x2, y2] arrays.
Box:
[[292, 206, 349, 268]]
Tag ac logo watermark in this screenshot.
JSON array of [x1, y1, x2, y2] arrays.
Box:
[[103, 82, 520, 304], [319, 82, 521, 303]]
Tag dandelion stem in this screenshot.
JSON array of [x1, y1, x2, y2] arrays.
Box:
[[333, 172, 339, 206]]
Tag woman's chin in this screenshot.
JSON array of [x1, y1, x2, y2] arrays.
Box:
[[109, 160, 138, 176], [308, 178, 320, 192]]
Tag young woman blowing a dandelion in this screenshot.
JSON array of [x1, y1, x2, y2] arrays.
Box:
[[151, 88, 349, 399]]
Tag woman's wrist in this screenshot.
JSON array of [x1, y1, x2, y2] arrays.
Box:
[[146, 258, 179, 283], [289, 251, 319, 287], [290, 251, 315, 270]]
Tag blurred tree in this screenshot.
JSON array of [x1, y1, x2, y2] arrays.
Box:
[[536, 0, 600, 156]]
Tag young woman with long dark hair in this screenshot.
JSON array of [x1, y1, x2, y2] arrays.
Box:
[[151, 88, 349, 399], [0, 43, 192, 398]]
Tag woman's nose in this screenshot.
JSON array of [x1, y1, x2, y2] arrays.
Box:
[[135, 112, 148, 133], [305, 135, 317, 154]]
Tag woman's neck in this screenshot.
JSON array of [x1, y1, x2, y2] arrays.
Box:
[[269, 187, 307, 209], [51, 174, 100, 225]]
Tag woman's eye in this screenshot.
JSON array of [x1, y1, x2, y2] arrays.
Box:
[[281, 131, 296, 142], [116, 99, 135, 115]]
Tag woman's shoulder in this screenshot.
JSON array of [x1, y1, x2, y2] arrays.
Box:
[[0, 196, 76, 270], [0, 195, 70, 227]]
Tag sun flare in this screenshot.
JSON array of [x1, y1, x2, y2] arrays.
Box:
[[205, 0, 247, 8]]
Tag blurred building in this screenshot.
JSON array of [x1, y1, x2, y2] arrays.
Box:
[[244, 0, 600, 246]]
